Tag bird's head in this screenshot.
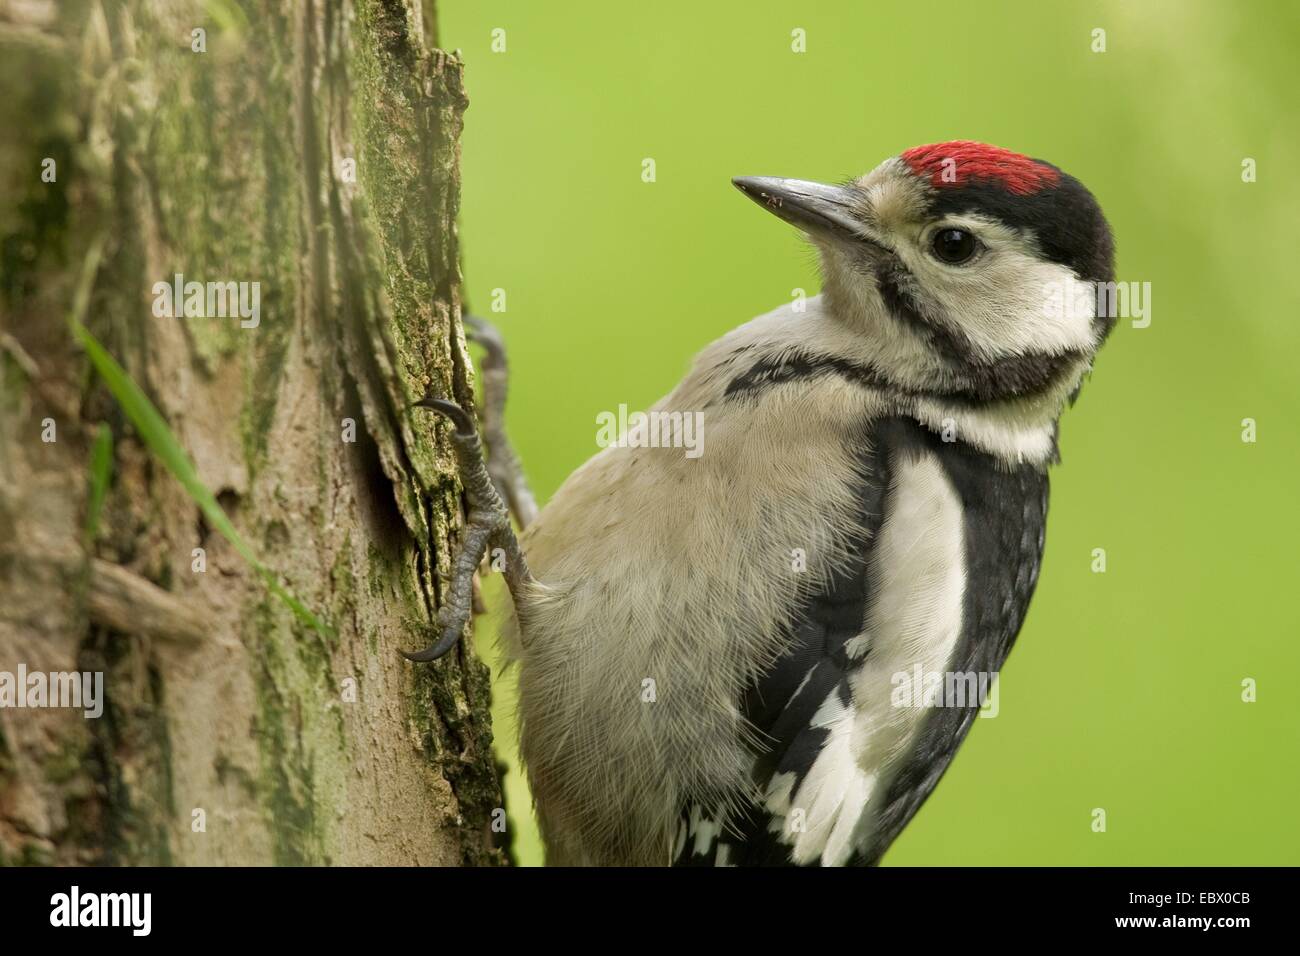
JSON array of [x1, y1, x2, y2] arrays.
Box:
[[733, 141, 1115, 404]]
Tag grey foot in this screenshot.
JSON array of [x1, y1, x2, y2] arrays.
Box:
[[404, 396, 533, 663], [464, 315, 538, 529]]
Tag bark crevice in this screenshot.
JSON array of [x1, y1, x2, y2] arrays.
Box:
[[0, 0, 503, 866]]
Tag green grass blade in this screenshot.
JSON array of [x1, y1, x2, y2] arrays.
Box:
[[85, 423, 113, 543], [70, 320, 331, 638]]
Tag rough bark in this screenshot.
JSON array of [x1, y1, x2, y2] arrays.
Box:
[[0, 0, 504, 865]]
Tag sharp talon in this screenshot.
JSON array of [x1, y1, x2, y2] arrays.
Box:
[[400, 628, 462, 663], [412, 395, 475, 437]]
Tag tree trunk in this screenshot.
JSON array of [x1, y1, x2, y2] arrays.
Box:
[[0, 0, 504, 866]]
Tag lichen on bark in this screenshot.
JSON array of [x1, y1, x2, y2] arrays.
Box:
[[0, 0, 503, 866]]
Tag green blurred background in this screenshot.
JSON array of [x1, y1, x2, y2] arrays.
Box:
[[440, 0, 1300, 865]]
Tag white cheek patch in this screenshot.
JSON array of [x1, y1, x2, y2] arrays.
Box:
[[996, 256, 1098, 354], [904, 216, 1099, 359]]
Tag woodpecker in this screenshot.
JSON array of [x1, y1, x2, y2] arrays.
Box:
[[409, 141, 1116, 866]]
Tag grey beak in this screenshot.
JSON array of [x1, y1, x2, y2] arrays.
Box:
[[732, 176, 865, 241]]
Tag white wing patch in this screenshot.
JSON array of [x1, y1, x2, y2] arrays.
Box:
[[768, 450, 968, 865]]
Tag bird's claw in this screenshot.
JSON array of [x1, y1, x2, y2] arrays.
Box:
[[401, 606, 468, 663], [404, 397, 502, 663], [404, 329, 536, 664], [412, 392, 476, 437]]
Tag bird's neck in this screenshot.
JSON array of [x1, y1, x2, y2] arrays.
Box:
[[796, 294, 1082, 467]]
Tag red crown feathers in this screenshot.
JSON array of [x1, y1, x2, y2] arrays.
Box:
[[901, 141, 1060, 196]]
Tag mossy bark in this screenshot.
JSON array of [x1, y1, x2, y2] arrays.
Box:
[[0, 0, 504, 865]]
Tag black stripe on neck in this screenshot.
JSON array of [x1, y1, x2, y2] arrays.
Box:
[[722, 348, 1080, 406], [873, 266, 1086, 400], [875, 265, 974, 365]]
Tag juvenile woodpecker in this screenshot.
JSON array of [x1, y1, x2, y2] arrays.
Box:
[[409, 141, 1116, 866]]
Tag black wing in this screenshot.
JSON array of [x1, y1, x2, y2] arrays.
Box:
[[674, 417, 1049, 867], [676, 422, 891, 866]]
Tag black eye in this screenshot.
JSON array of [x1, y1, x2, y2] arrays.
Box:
[[931, 228, 978, 265]]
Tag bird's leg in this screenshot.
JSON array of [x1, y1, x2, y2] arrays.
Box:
[[404, 396, 534, 662], [463, 315, 539, 529]]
